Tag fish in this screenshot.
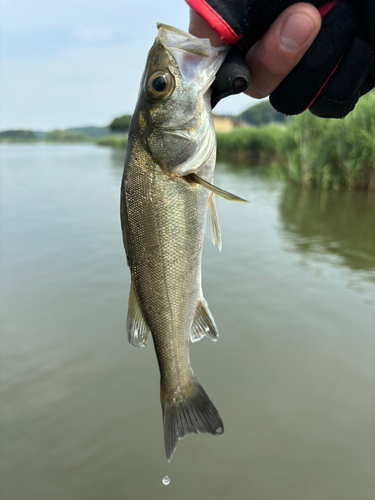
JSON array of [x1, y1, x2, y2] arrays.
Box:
[[120, 24, 246, 461]]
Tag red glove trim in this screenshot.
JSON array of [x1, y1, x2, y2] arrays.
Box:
[[306, 55, 344, 111], [318, 1, 338, 18], [186, 0, 242, 44], [304, 1, 340, 111]]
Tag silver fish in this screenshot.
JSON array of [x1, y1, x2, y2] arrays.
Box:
[[120, 24, 245, 461]]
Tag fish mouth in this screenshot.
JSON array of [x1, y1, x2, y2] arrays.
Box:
[[156, 23, 229, 93], [157, 24, 212, 58], [157, 23, 227, 59], [157, 24, 200, 42]]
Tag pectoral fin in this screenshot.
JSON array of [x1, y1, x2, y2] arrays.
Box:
[[126, 281, 151, 348], [206, 193, 222, 251], [190, 299, 219, 343], [187, 173, 249, 203]]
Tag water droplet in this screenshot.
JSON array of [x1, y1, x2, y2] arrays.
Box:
[[162, 475, 170, 485], [215, 426, 223, 435]]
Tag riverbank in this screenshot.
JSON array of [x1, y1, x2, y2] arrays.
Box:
[[96, 135, 128, 148], [217, 92, 375, 190]]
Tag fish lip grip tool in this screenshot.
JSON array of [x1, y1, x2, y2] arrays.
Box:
[[211, 45, 250, 109]]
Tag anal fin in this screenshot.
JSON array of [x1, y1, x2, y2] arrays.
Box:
[[190, 299, 219, 343], [126, 281, 151, 348]]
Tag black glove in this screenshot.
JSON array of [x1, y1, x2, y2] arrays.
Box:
[[187, 0, 375, 118]]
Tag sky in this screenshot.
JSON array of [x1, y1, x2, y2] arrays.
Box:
[[1, 0, 258, 131]]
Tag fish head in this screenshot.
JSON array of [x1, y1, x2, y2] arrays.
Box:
[[133, 24, 228, 175]]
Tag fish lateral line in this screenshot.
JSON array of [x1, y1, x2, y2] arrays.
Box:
[[185, 173, 250, 203]]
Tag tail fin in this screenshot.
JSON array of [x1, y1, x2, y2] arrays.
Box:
[[161, 380, 224, 461]]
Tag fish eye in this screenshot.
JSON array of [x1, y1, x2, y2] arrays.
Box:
[[147, 71, 174, 100]]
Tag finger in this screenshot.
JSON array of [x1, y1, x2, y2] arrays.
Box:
[[244, 2, 321, 99], [309, 36, 372, 118], [189, 9, 224, 47], [271, 1, 359, 116]]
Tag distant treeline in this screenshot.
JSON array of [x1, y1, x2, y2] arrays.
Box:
[[0, 130, 39, 142], [0, 101, 279, 144], [45, 130, 90, 142], [3, 95, 375, 190], [106, 101, 284, 132], [238, 100, 286, 126], [0, 127, 109, 143], [94, 102, 283, 147], [217, 91, 375, 190]]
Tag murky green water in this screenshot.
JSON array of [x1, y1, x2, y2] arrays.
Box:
[[1, 144, 374, 500]]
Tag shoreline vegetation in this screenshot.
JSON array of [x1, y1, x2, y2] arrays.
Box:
[[216, 92, 375, 191], [1, 94, 374, 190], [96, 135, 128, 148]]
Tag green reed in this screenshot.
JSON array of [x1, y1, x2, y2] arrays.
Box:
[[217, 91, 375, 190]]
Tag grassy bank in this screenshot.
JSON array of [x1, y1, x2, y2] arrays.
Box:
[[217, 92, 375, 190], [216, 124, 287, 164], [96, 135, 128, 148], [45, 130, 90, 142]]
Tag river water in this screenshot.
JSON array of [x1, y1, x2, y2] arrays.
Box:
[[1, 144, 374, 500]]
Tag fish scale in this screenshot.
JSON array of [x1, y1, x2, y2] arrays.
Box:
[[125, 139, 210, 389], [121, 24, 229, 461]]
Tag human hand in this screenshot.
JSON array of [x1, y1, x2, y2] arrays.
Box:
[[189, 2, 321, 100], [188, 0, 375, 118]]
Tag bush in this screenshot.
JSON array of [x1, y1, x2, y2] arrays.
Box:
[[239, 100, 286, 126], [109, 115, 132, 133]]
